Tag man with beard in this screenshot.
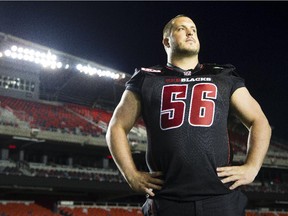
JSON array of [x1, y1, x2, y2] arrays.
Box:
[[106, 15, 271, 216]]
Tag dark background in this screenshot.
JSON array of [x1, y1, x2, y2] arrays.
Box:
[[0, 1, 287, 141]]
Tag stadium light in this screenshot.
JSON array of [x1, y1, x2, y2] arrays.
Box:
[[3, 45, 63, 70], [76, 63, 124, 80], [1, 44, 126, 80]]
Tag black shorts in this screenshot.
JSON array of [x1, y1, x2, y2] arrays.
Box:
[[142, 190, 247, 216]]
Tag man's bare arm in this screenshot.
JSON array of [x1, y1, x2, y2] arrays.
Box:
[[217, 87, 271, 189], [106, 90, 163, 196]]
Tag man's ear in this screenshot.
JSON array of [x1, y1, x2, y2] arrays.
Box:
[[162, 37, 170, 48]]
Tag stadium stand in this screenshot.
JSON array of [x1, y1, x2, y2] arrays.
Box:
[[0, 95, 146, 140], [58, 204, 143, 216], [0, 201, 61, 216], [0, 95, 105, 136], [1, 201, 288, 216]]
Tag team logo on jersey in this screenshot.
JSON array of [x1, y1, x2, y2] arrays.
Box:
[[181, 77, 212, 82], [183, 71, 192, 76], [165, 77, 212, 83]]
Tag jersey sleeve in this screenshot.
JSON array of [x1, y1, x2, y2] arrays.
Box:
[[230, 69, 245, 94], [220, 64, 246, 95], [125, 69, 145, 95]]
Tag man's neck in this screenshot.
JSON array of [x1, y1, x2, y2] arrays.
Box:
[[168, 55, 199, 70]]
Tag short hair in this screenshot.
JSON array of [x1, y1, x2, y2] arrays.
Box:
[[162, 14, 190, 38]]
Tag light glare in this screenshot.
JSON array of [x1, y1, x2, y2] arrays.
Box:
[[1, 44, 126, 79], [75, 63, 123, 80], [3, 44, 62, 71], [11, 45, 17, 52]]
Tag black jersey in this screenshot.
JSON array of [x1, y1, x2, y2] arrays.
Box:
[[125, 63, 245, 201]]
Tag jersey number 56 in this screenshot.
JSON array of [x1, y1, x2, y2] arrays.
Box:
[[160, 83, 217, 130]]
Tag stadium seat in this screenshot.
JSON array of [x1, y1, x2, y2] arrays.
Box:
[[0, 202, 61, 216]]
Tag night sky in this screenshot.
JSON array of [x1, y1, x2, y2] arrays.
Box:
[[0, 1, 287, 142]]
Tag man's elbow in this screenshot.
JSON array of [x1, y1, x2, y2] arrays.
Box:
[[266, 120, 272, 139], [105, 122, 126, 147], [261, 115, 272, 134], [253, 115, 272, 138], [105, 122, 115, 148]]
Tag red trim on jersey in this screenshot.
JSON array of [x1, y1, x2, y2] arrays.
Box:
[[227, 129, 231, 164]]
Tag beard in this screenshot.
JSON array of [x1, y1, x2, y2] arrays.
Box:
[[172, 43, 200, 58]]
